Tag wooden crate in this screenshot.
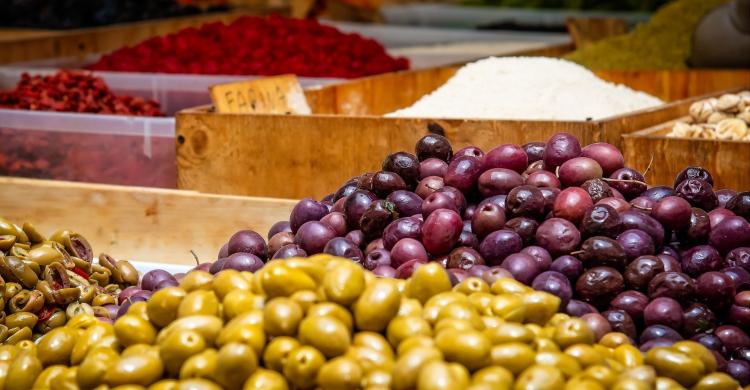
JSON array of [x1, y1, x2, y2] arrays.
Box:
[[0, 177, 296, 265], [0, 11, 260, 64], [622, 116, 750, 192]]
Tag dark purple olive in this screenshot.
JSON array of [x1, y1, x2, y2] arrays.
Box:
[[624, 255, 665, 291], [478, 168, 524, 198], [422, 192, 458, 218], [676, 178, 718, 211], [608, 168, 647, 200], [675, 166, 714, 187], [531, 271, 572, 307], [293, 221, 337, 255], [553, 187, 594, 225], [224, 252, 264, 272], [648, 271, 695, 301], [415, 134, 453, 162], [289, 198, 329, 234], [422, 209, 463, 255], [500, 253, 542, 285], [209, 258, 227, 275], [504, 217, 539, 246], [581, 204, 621, 238], [692, 334, 725, 354], [382, 152, 420, 186], [716, 189, 738, 208], [331, 198, 346, 213], [566, 300, 598, 317], [323, 237, 364, 263], [454, 146, 484, 160], [577, 236, 628, 270], [726, 247, 750, 271], [227, 230, 267, 260], [710, 216, 750, 254], [652, 196, 693, 231], [267, 221, 292, 240], [360, 200, 398, 240], [716, 325, 750, 353], [597, 197, 630, 214], [445, 156, 484, 194], [391, 238, 428, 268], [682, 303, 718, 337], [640, 325, 683, 344], [415, 176, 445, 199], [471, 203, 506, 238], [580, 178, 613, 203], [387, 190, 423, 217], [479, 229, 523, 266], [372, 265, 397, 278], [141, 270, 175, 292], [727, 192, 750, 221], [458, 230, 479, 249], [447, 247, 484, 270], [582, 313, 612, 341], [447, 268, 469, 285], [363, 249, 391, 271], [639, 338, 676, 352], [345, 230, 365, 249], [383, 218, 422, 250], [272, 244, 307, 259], [320, 212, 348, 238], [505, 185, 545, 219], [539, 187, 561, 214], [395, 259, 427, 279], [581, 142, 624, 176], [642, 186, 676, 203], [419, 158, 449, 179], [658, 254, 682, 273], [726, 360, 750, 386], [464, 204, 477, 220], [696, 271, 736, 311], [619, 210, 665, 247], [723, 266, 750, 291], [559, 157, 603, 188], [372, 171, 407, 198], [611, 290, 649, 322], [269, 232, 295, 257], [524, 161, 545, 176], [481, 266, 514, 285], [550, 255, 584, 282], [543, 132, 581, 169], [483, 144, 528, 174], [535, 218, 581, 257], [576, 266, 624, 308], [734, 347, 750, 363], [523, 142, 546, 163], [118, 286, 141, 305], [616, 229, 655, 261], [334, 179, 358, 202], [730, 293, 750, 328], [217, 243, 229, 260], [677, 207, 711, 244], [344, 190, 378, 230], [365, 239, 385, 255], [602, 309, 637, 340], [526, 171, 561, 189], [468, 264, 489, 278], [192, 263, 212, 273], [437, 186, 468, 215], [682, 245, 723, 278], [357, 172, 376, 191], [630, 197, 655, 213], [521, 246, 552, 271], [644, 297, 683, 330]]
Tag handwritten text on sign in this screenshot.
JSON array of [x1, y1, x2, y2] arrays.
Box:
[[209, 75, 311, 115]]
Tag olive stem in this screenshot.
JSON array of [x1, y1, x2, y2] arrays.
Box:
[[190, 250, 200, 265], [570, 250, 584, 256], [642, 155, 655, 178], [601, 178, 648, 186], [631, 204, 653, 211]]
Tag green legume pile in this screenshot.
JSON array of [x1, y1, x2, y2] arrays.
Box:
[[565, 0, 730, 69]]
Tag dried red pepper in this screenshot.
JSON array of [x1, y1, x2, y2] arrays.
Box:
[[88, 15, 409, 78]]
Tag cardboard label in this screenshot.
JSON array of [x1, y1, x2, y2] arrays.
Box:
[[209, 75, 312, 115]]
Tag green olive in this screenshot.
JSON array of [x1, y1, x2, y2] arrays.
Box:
[[147, 287, 186, 328], [0, 219, 28, 243], [514, 365, 565, 390], [92, 293, 117, 307], [261, 265, 315, 298], [435, 328, 491, 371], [263, 337, 301, 373], [283, 346, 325, 390], [26, 245, 66, 266], [298, 315, 351, 358], [619, 365, 656, 384], [564, 375, 605, 390], [0, 361, 8, 390], [116, 260, 139, 286], [37, 326, 77, 366], [178, 379, 222, 390], [490, 293, 526, 322], [0, 345, 19, 361], [3, 282, 21, 301], [434, 318, 476, 335], [38, 310, 67, 334], [599, 332, 631, 349], [362, 369, 391, 388], [491, 278, 531, 295], [436, 302, 483, 330], [535, 352, 582, 378], [466, 293, 494, 316], [564, 344, 605, 368], [179, 270, 213, 292], [21, 222, 44, 244], [177, 290, 220, 318], [160, 329, 207, 376], [55, 289, 83, 307], [417, 360, 468, 390], [408, 263, 452, 305], [672, 340, 717, 374], [105, 346, 164, 387], [212, 342, 258, 390], [353, 332, 394, 360], [690, 372, 739, 390], [114, 315, 157, 347], [0, 325, 8, 344], [149, 379, 179, 390], [655, 376, 686, 390], [522, 292, 560, 325], [535, 337, 562, 353], [50, 366, 78, 390], [223, 290, 264, 320], [5, 312, 38, 329], [317, 356, 363, 390], [583, 365, 617, 387], [5, 326, 32, 344], [353, 279, 401, 332], [323, 261, 366, 306], [157, 315, 223, 346], [391, 346, 443, 390], [422, 292, 470, 325], [179, 349, 218, 380], [216, 322, 266, 357], [397, 336, 435, 357], [455, 277, 490, 295], [611, 378, 652, 390], [490, 342, 536, 375], [0, 235, 16, 252], [33, 365, 68, 388], [397, 298, 423, 317], [5, 349, 42, 390], [281, 257, 327, 284], [263, 297, 304, 337], [484, 322, 535, 344], [244, 368, 289, 390], [645, 347, 704, 387], [554, 318, 594, 349], [70, 323, 114, 365], [472, 366, 513, 388], [307, 303, 353, 331], [612, 344, 644, 368], [387, 316, 432, 348], [1, 256, 38, 289], [79, 285, 98, 303], [345, 346, 394, 375]]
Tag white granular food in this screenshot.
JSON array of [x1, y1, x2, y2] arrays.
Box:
[[387, 57, 664, 121]]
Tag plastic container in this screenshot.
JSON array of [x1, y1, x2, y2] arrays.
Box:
[[0, 108, 176, 188]]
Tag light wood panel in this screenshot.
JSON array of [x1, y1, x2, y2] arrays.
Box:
[[594, 70, 750, 102], [0, 177, 296, 264]]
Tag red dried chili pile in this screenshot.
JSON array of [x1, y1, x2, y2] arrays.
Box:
[[0, 70, 164, 116], [87, 15, 410, 78]]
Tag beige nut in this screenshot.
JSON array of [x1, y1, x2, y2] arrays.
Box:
[[715, 118, 748, 140], [689, 100, 715, 122], [716, 94, 741, 112], [707, 111, 730, 124]]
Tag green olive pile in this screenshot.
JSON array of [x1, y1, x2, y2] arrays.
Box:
[[0, 255, 740, 390], [0, 217, 139, 344]]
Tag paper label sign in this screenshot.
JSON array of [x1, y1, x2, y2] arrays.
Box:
[[209, 75, 312, 115]]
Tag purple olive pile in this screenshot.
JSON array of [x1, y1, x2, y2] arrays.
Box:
[[217, 132, 750, 385], [0, 218, 140, 343]]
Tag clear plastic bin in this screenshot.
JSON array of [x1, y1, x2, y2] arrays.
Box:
[[0, 108, 176, 188]]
